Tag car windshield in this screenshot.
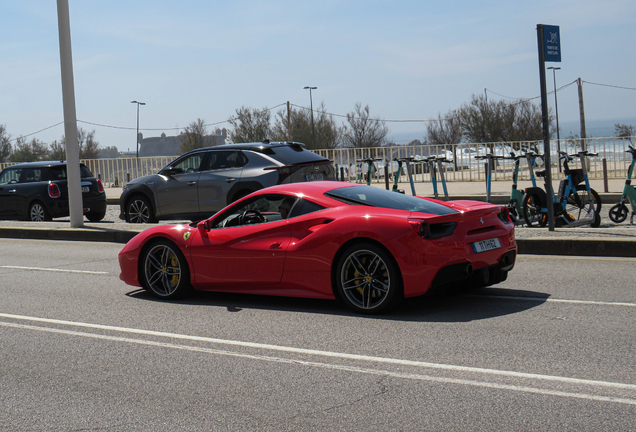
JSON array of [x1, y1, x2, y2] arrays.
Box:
[[325, 186, 458, 215]]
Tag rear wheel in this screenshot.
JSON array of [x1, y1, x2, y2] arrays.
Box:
[[29, 201, 51, 221], [126, 195, 156, 223], [564, 186, 599, 224], [335, 243, 402, 314], [141, 240, 191, 299], [522, 192, 546, 227], [86, 211, 106, 222], [609, 203, 628, 223]]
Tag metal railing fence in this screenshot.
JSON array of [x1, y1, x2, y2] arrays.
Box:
[[0, 137, 633, 187]]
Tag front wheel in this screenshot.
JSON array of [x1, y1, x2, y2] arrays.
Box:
[[29, 201, 52, 221], [126, 195, 156, 223], [141, 240, 191, 299], [609, 203, 628, 223], [335, 243, 402, 314], [522, 192, 546, 227]]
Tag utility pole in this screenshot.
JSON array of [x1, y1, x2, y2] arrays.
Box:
[[577, 78, 587, 151], [56, 0, 83, 228], [287, 101, 291, 141], [303, 86, 317, 148]]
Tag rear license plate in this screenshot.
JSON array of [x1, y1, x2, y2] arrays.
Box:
[[305, 173, 324, 181], [472, 237, 501, 253], [81, 186, 90, 193]]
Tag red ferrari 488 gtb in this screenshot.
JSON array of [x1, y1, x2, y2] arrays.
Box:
[[119, 181, 516, 314]]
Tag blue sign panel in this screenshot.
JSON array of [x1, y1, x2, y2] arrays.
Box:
[[543, 25, 561, 62]]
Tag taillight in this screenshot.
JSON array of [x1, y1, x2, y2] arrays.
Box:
[[96, 179, 104, 193], [498, 207, 512, 224], [408, 218, 429, 238], [48, 183, 61, 198]]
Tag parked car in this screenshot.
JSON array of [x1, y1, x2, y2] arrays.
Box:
[[118, 181, 517, 314], [0, 161, 106, 222], [119, 140, 336, 223]]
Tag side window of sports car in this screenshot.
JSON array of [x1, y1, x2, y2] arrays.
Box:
[[0, 168, 21, 185], [212, 195, 326, 228]]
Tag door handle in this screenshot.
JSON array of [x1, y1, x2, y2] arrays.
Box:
[[270, 242, 282, 249], [188, 181, 197, 186], [9, 189, 16, 193], [225, 178, 236, 183]]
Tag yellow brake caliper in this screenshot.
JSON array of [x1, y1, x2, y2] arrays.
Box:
[[171, 254, 179, 286]]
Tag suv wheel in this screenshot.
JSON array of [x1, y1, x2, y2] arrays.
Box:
[[126, 196, 156, 223]]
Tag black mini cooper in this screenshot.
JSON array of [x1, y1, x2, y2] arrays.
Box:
[[0, 161, 107, 221]]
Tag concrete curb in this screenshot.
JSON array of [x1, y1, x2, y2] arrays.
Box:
[[2, 226, 635, 257], [516, 237, 636, 257], [0, 227, 139, 244]]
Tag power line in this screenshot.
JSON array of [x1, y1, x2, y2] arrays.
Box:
[[582, 80, 636, 91], [289, 103, 445, 123], [7, 81, 633, 141]]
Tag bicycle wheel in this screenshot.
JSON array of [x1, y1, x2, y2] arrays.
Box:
[[522, 191, 546, 227], [564, 185, 597, 223]]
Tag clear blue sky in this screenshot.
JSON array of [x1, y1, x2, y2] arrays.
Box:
[[2, 0, 635, 151]]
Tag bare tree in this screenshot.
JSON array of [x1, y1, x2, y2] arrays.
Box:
[[456, 94, 551, 151], [342, 103, 388, 148], [427, 111, 463, 145], [49, 140, 66, 160], [60, 128, 100, 159], [272, 102, 341, 149], [426, 111, 463, 168], [227, 106, 271, 143], [10, 137, 49, 162], [179, 118, 209, 153], [615, 123, 635, 145], [0, 124, 12, 162]]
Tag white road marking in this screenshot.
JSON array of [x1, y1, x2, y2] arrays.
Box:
[[1, 320, 635, 406], [470, 295, 636, 307], [0, 265, 108, 275], [1, 312, 635, 406]]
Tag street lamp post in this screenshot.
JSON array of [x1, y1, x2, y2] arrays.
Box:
[[547, 67, 561, 169], [131, 100, 145, 158], [303, 86, 317, 148]]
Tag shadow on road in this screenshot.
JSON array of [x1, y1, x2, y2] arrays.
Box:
[[125, 285, 549, 323]]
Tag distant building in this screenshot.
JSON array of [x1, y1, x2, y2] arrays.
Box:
[[138, 128, 228, 157]]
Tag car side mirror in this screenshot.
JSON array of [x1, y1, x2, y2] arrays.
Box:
[[197, 219, 211, 232]]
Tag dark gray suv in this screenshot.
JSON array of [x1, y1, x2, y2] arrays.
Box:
[[119, 141, 335, 223]]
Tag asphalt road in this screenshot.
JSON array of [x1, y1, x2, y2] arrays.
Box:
[[1, 239, 635, 431]]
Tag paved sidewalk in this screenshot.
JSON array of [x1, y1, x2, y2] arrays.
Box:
[[1, 179, 634, 257]]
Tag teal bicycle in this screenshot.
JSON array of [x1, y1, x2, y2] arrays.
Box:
[[522, 151, 601, 228], [506, 151, 541, 225], [608, 145, 636, 224]]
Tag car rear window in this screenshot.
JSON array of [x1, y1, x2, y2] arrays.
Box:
[[265, 145, 329, 165], [49, 165, 94, 180], [325, 186, 458, 215]]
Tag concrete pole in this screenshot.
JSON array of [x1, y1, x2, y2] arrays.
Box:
[[56, 0, 83, 227], [578, 78, 587, 151]]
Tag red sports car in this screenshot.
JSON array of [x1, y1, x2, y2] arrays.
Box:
[[119, 181, 516, 314]]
